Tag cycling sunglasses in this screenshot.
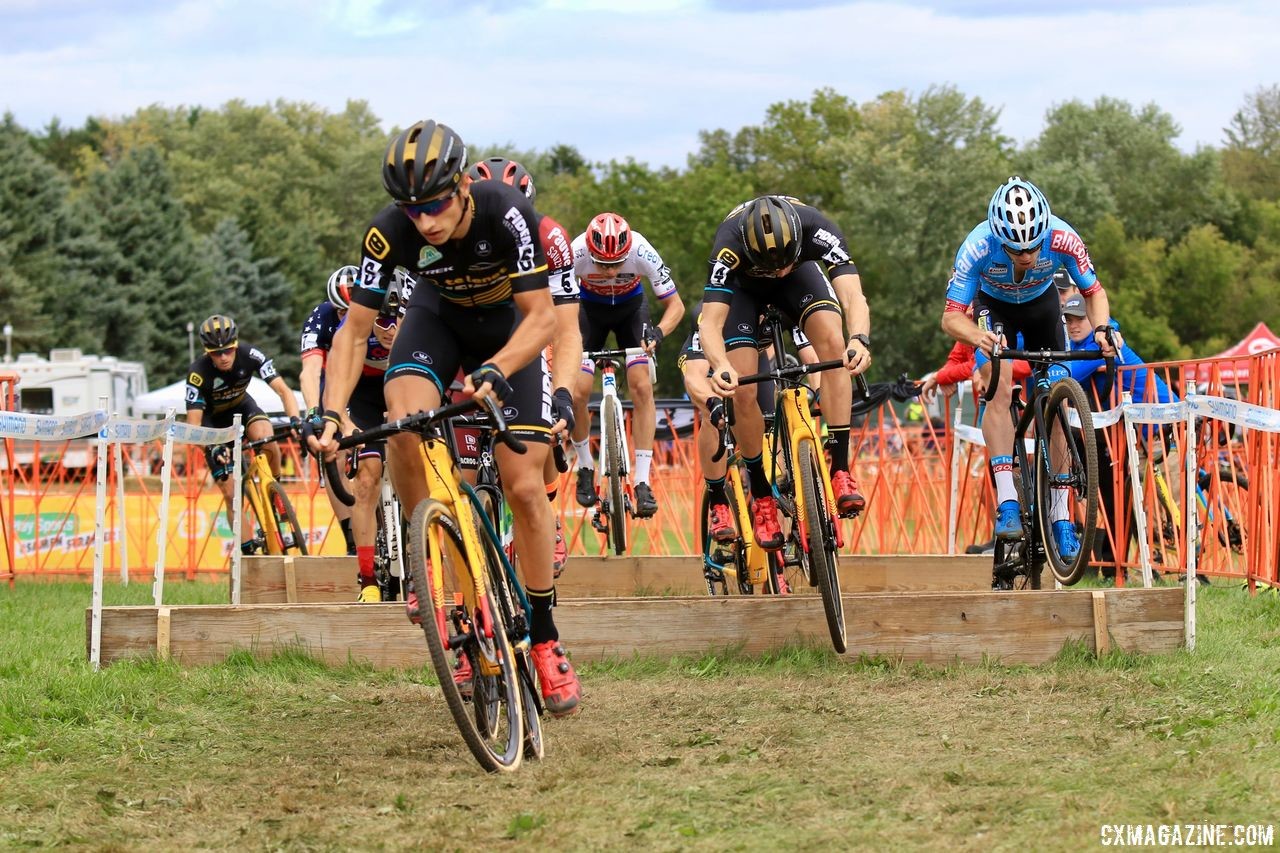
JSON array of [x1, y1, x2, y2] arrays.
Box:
[[399, 187, 459, 219]]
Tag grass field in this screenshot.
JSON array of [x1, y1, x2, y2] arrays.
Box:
[[3, 580, 1280, 850]]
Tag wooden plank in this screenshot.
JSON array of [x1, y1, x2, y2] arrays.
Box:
[[283, 557, 297, 604], [1091, 590, 1110, 655], [237, 553, 995, 603], [238, 555, 355, 604], [94, 587, 1184, 669], [156, 607, 171, 661]]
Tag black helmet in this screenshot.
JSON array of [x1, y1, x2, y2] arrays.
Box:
[[199, 315, 238, 351], [382, 120, 468, 203], [739, 195, 803, 272], [467, 157, 536, 200]]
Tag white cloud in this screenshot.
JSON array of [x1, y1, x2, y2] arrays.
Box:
[[1, 0, 1276, 165]]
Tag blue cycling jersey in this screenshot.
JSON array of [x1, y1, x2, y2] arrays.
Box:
[[945, 215, 1100, 309]]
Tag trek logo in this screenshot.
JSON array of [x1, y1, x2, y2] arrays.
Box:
[[1049, 229, 1093, 274]]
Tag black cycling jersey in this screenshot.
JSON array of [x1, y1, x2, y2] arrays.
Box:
[[703, 198, 858, 305], [185, 344, 278, 415], [354, 180, 549, 312]]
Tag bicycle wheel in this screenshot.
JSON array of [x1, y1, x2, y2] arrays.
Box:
[[265, 482, 308, 556], [797, 439, 846, 652], [475, 491, 543, 762], [602, 401, 627, 555], [407, 499, 524, 772], [1037, 379, 1098, 586], [699, 488, 747, 595]]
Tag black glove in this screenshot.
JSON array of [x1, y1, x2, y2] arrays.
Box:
[[552, 386, 575, 431], [706, 398, 726, 430], [300, 408, 322, 443], [470, 363, 513, 403], [645, 325, 665, 348], [289, 415, 303, 439]]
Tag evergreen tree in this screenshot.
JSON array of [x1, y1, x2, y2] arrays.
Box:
[[201, 217, 298, 378]]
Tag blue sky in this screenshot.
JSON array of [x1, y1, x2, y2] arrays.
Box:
[[2, 0, 1277, 167]]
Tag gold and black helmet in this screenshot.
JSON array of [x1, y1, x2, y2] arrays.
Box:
[[739, 195, 803, 272], [382, 120, 468, 203], [198, 314, 237, 352]]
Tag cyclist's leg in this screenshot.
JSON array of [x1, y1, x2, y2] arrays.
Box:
[[383, 302, 458, 513], [349, 384, 388, 598], [617, 296, 656, 494], [1020, 289, 1079, 556], [972, 297, 1022, 537], [683, 347, 733, 540], [491, 351, 582, 714], [570, 304, 603, 465]]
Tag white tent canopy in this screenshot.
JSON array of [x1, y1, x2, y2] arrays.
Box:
[[133, 377, 304, 417]]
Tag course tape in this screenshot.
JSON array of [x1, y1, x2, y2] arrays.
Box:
[[169, 421, 240, 446], [0, 410, 109, 440], [962, 395, 1280, 447], [101, 417, 171, 444]]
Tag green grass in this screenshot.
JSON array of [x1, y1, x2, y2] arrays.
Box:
[[2, 581, 1280, 850]]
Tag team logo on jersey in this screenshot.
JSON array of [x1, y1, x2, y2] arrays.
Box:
[[188, 372, 203, 387], [716, 248, 740, 269], [474, 240, 492, 258], [976, 308, 992, 333], [503, 209, 536, 273], [1049, 230, 1093, 274], [418, 245, 443, 268], [364, 227, 391, 260], [812, 228, 850, 265], [502, 406, 519, 420], [301, 333, 319, 351], [212, 377, 225, 389]]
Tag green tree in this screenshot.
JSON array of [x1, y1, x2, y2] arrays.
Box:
[[1162, 224, 1247, 353], [87, 145, 210, 383], [1223, 84, 1280, 201], [201, 217, 297, 377]]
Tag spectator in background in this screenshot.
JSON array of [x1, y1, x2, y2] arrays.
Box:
[[1054, 268, 1079, 306]]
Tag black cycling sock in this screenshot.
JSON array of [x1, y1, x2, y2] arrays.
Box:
[[527, 586, 558, 645], [339, 518, 355, 554], [744, 454, 771, 499], [705, 476, 728, 504], [826, 427, 851, 473]]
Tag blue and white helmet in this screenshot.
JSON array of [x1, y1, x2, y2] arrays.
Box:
[[987, 177, 1050, 252]]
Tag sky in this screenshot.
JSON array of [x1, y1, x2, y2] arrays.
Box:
[[2, 0, 1277, 168]]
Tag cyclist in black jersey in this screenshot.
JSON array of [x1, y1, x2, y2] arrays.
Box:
[[698, 195, 872, 552], [317, 120, 580, 716], [185, 314, 302, 556], [467, 157, 581, 577]]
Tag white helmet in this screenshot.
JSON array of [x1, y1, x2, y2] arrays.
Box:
[[326, 265, 359, 310], [987, 177, 1051, 252]]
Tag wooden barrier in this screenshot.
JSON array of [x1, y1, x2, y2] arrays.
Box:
[[91, 586, 1184, 668], [237, 554, 996, 603]]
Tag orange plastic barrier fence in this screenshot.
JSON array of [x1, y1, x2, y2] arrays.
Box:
[[1, 371, 17, 588], [4, 351, 1277, 585]]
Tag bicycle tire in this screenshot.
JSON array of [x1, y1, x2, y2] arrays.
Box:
[[475, 487, 543, 762], [266, 481, 308, 556], [407, 499, 524, 772], [602, 401, 627, 555], [1037, 379, 1098, 586], [699, 487, 748, 595], [797, 439, 846, 653]]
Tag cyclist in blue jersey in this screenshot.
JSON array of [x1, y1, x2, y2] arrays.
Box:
[[940, 177, 1121, 559]]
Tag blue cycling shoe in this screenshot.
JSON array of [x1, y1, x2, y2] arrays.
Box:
[[994, 500, 1023, 540], [1052, 520, 1081, 561]]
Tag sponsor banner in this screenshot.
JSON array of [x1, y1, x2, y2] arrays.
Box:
[[0, 410, 108, 440]]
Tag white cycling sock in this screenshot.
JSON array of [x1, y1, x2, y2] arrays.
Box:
[[1051, 487, 1070, 522], [574, 439, 594, 470], [635, 449, 653, 484], [991, 455, 1017, 505]]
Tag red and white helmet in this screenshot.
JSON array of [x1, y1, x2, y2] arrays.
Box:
[[586, 212, 632, 264]]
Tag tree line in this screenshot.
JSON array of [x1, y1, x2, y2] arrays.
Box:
[[1, 85, 1278, 392]]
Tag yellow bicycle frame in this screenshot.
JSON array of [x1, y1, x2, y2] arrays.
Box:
[[774, 385, 842, 550], [724, 463, 770, 588], [417, 436, 503, 675], [242, 451, 284, 556]]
